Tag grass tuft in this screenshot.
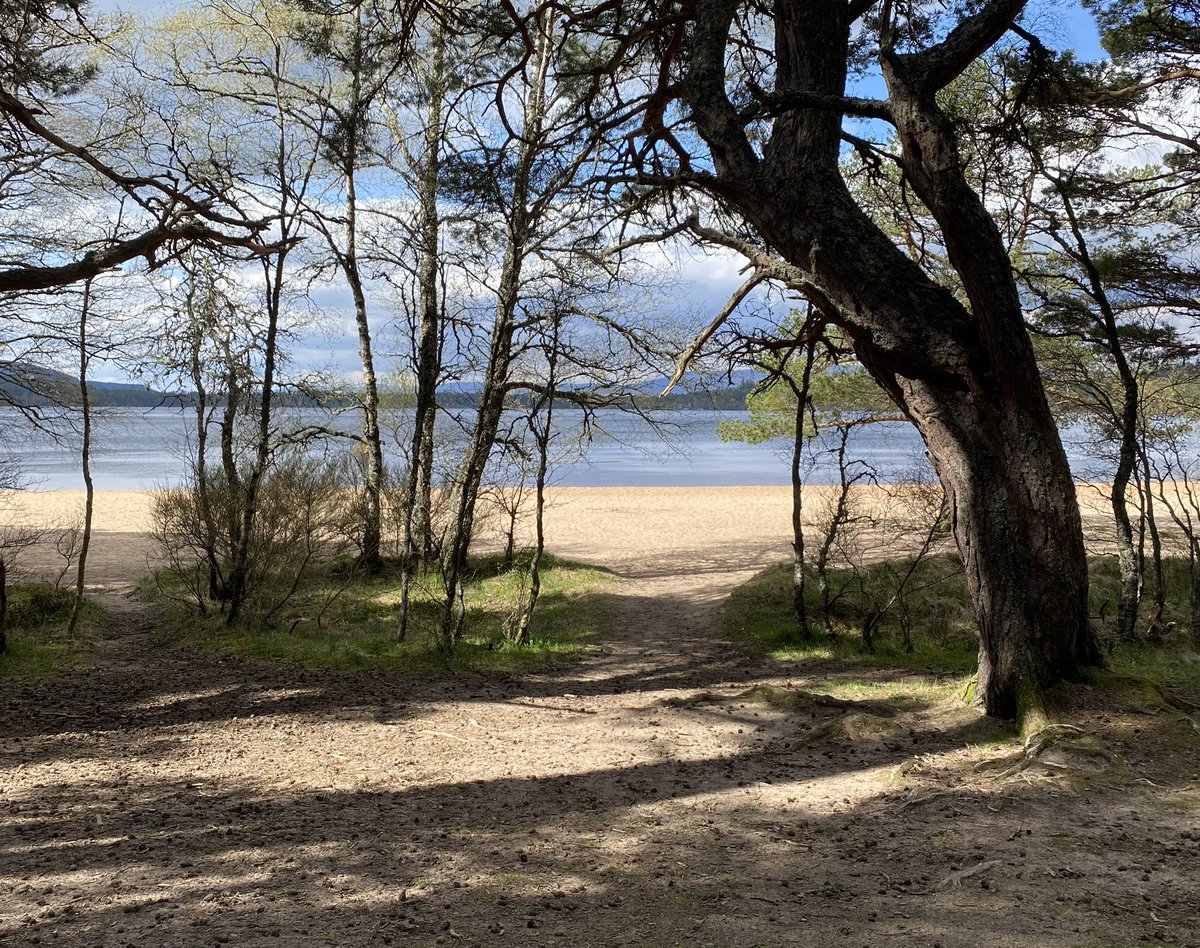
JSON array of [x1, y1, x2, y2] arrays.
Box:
[[723, 558, 978, 676], [0, 584, 100, 682]]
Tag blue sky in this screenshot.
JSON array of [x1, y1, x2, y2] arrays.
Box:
[[84, 0, 1114, 382]]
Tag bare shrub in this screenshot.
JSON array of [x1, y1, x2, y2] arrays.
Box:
[[149, 453, 359, 624], [861, 465, 958, 652], [51, 517, 84, 589]]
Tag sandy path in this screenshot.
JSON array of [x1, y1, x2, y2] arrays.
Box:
[[1, 489, 1197, 947]]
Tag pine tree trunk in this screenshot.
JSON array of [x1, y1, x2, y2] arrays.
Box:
[[438, 16, 552, 651], [677, 0, 1098, 719]]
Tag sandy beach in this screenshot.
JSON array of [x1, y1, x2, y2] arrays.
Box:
[[0, 486, 801, 590], [1, 483, 1127, 591]]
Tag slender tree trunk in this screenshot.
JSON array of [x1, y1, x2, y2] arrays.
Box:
[[226, 51, 292, 625], [815, 423, 855, 635], [1111, 420, 1142, 641], [438, 16, 552, 651], [219, 375, 242, 572], [1138, 443, 1166, 622], [397, 27, 448, 641], [516, 394, 553, 645], [438, 270, 519, 649], [515, 332, 559, 645], [786, 338, 817, 639], [226, 249, 284, 625], [343, 168, 385, 572], [1041, 164, 1142, 640], [407, 26, 447, 564], [68, 279, 94, 634], [190, 329, 221, 604], [0, 555, 7, 654], [1191, 542, 1200, 649], [337, 11, 385, 573]]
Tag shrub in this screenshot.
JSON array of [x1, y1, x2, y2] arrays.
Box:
[[149, 452, 359, 623]]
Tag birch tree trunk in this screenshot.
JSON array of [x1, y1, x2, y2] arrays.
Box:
[[406, 24, 447, 565], [68, 279, 94, 634]]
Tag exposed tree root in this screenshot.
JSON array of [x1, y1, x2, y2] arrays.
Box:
[[1105, 672, 1200, 733], [991, 723, 1119, 780], [659, 684, 896, 717]]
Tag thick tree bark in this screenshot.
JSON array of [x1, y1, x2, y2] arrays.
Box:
[[677, 0, 1098, 719]]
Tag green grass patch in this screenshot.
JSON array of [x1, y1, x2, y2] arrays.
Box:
[[723, 556, 978, 676], [1103, 645, 1200, 698], [142, 550, 617, 675], [728, 554, 1200, 706], [1080, 555, 1200, 705], [0, 584, 100, 682]]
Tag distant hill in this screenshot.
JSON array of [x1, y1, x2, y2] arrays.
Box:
[[0, 362, 756, 412], [0, 363, 189, 409]]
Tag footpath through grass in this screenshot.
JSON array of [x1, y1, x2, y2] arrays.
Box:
[[142, 550, 617, 676]]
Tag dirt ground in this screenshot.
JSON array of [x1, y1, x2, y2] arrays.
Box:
[[2, 488, 1199, 947]]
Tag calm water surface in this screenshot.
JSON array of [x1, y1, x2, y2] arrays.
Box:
[[3, 407, 934, 490], [2, 406, 1113, 491]]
